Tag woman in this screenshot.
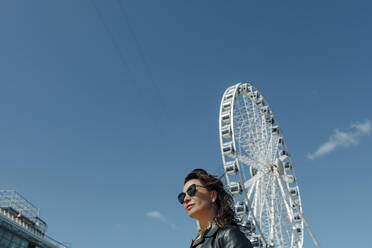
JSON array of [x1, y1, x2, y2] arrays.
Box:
[[178, 169, 253, 248]]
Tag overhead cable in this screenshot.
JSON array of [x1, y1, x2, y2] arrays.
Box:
[[115, 0, 166, 111]]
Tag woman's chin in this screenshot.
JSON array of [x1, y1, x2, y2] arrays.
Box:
[[187, 210, 196, 218], [188, 209, 201, 219]]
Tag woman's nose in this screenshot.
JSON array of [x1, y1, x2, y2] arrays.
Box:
[[184, 194, 191, 204]]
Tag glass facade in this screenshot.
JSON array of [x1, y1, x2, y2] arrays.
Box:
[[0, 228, 29, 248]]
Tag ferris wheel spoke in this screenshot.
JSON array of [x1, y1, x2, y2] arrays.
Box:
[[275, 177, 294, 222], [241, 95, 261, 151], [264, 176, 281, 246], [259, 176, 271, 231], [261, 121, 270, 158], [249, 104, 262, 154], [252, 109, 266, 158], [256, 175, 273, 244], [253, 179, 260, 224], [236, 99, 261, 160], [275, 177, 293, 247], [276, 199, 285, 247], [245, 175, 260, 204], [270, 175, 276, 242], [275, 176, 302, 248], [244, 172, 264, 190], [237, 129, 259, 165]]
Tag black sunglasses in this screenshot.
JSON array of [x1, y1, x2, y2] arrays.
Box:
[[177, 184, 208, 204]]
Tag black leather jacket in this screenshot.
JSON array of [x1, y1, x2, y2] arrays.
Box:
[[190, 222, 253, 248]]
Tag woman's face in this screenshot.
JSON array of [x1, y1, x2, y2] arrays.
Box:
[[182, 179, 216, 220]]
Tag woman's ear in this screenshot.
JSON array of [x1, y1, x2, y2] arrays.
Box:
[[211, 190, 217, 203]]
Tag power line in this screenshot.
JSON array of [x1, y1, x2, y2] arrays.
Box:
[[115, 0, 159, 92], [89, 0, 163, 131], [115, 0, 166, 111], [89, 0, 137, 86]]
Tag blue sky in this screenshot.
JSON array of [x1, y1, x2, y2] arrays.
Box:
[[0, 0, 371, 247]]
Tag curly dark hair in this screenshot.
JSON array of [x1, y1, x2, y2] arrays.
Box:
[[184, 168, 237, 228]]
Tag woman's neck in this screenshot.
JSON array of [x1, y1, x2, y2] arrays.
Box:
[[198, 211, 215, 231]]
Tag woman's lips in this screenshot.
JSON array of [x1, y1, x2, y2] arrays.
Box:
[[186, 204, 194, 211]]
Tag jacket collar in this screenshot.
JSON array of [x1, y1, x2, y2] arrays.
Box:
[[204, 221, 220, 237], [191, 221, 220, 247]]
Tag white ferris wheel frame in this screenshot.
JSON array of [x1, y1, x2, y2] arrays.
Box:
[[218, 82, 319, 248]]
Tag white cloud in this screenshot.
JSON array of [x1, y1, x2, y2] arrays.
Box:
[[145, 211, 176, 229], [146, 211, 163, 219], [352, 121, 372, 134], [307, 120, 371, 160]]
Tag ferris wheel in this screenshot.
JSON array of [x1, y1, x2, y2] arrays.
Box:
[[218, 82, 319, 248]]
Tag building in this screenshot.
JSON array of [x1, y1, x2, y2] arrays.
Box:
[[0, 190, 67, 248]]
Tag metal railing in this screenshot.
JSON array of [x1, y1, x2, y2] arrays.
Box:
[[0, 190, 48, 234], [0, 190, 68, 248], [0, 201, 68, 248], [0, 190, 39, 218]]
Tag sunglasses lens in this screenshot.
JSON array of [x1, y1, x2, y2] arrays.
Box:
[[178, 184, 200, 204], [178, 192, 186, 204], [187, 184, 197, 197]]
